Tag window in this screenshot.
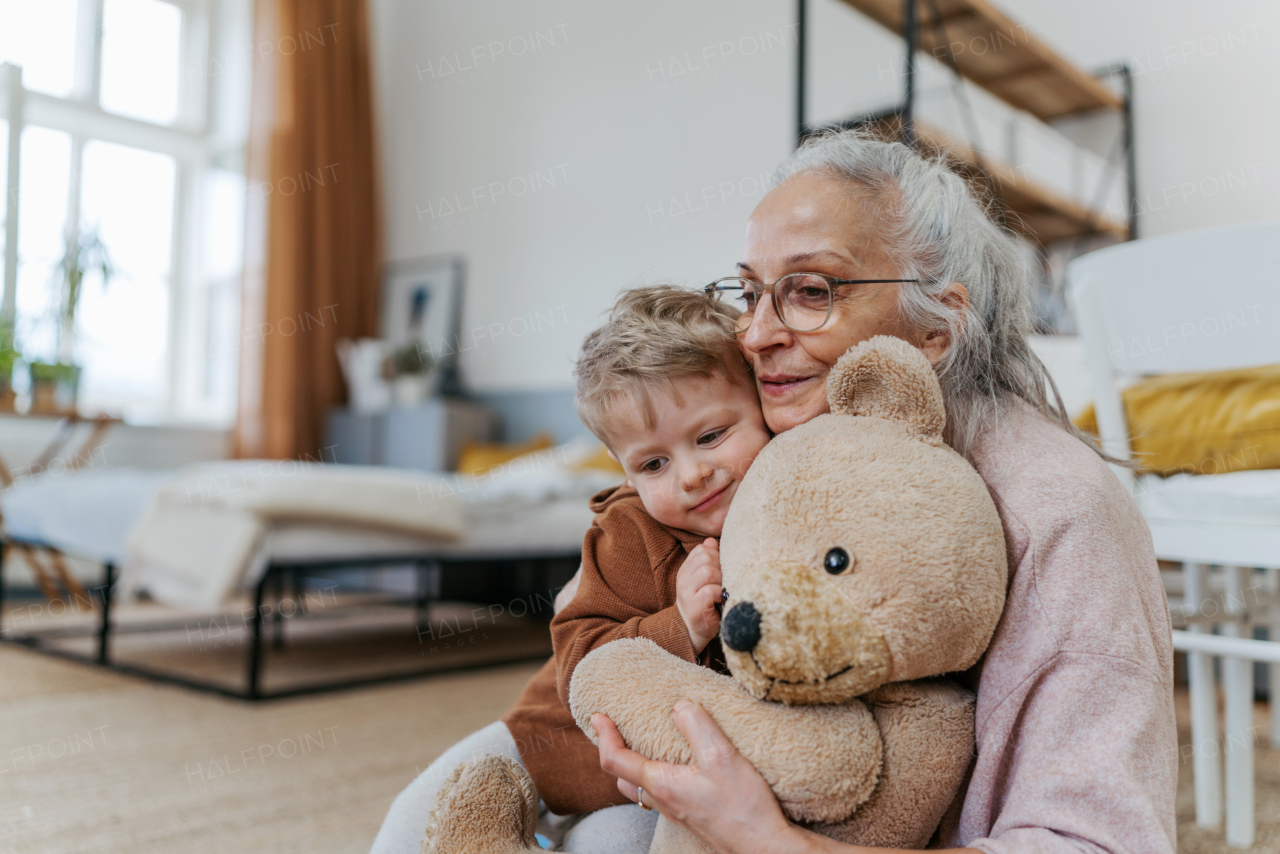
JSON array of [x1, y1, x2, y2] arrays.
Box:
[[0, 0, 79, 98], [77, 140, 176, 413], [99, 0, 184, 125], [0, 0, 248, 424], [14, 127, 73, 367], [0, 118, 6, 266]]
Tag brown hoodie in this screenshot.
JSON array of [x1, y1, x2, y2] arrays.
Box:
[[501, 484, 726, 816]]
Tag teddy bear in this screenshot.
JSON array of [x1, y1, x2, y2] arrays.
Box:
[[420, 335, 1009, 853]]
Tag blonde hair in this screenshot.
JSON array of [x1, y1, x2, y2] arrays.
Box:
[[575, 285, 750, 443]]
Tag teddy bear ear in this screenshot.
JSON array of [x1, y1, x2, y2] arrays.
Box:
[[824, 335, 946, 444]]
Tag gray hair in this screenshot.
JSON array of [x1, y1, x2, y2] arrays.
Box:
[[774, 127, 1105, 461]]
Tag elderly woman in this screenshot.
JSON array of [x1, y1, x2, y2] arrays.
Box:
[[594, 129, 1177, 853]]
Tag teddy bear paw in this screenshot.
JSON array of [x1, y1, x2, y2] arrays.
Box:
[[420, 754, 541, 854]]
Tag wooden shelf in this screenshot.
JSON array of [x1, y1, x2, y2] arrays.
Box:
[[863, 115, 1128, 244], [837, 0, 1122, 120]]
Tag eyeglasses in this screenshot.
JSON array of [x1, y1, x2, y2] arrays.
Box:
[[703, 273, 919, 333]]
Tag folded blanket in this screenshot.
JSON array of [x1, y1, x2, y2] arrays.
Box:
[[121, 461, 464, 610]]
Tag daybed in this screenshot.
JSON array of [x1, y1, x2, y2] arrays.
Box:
[[0, 444, 615, 699]]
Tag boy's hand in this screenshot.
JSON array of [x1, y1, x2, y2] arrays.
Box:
[[676, 538, 723, 654]]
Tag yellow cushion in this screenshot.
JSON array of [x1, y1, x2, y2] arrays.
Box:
[[1075, 364, 1280, 475], [456, 432, 555, 476], [571, 443, 626, 476]]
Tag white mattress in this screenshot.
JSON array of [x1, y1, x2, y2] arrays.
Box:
[[1136, 469, 1280, 527], [1137, 470, 1280, 570], [0, 467, 171, 564], [261, 497, 594, 564], [2, 460, 611, 609]]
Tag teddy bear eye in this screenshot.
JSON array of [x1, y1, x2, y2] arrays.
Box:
[[823, 547, 852, 575]]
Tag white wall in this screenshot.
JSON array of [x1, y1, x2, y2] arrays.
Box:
[[370, 0, 1280, 394], [369, 0, 794, 394]]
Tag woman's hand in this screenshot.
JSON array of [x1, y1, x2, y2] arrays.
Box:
[[593, 701, 806, 854], [594, 703, 981, 854]]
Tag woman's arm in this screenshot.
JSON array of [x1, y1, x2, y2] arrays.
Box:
[[594, 704, 980, 854]]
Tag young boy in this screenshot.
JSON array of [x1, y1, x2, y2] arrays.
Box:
[[500, 285, 772, 818]]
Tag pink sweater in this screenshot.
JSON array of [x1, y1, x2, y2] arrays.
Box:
[[937, 405, 1177, 853]]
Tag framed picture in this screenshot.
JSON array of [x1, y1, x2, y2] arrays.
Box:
[[381, 255, 465, 396]]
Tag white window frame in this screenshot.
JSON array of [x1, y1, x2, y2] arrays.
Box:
[[0, 0, 244, 425]]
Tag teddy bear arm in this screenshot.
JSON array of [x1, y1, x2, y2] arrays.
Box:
[[571, 638, 883, 825], [814, 679, 976, 849], [717, 691, 883, 825]]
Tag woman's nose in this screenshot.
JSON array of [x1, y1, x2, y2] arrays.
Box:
[[739, 293, 791, 354]]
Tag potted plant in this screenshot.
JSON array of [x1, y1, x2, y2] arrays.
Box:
[[29, 229, 113, 415], [0, 323, 18, 412], [385, 342, 436, 406]]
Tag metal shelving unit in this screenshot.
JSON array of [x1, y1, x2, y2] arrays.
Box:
[[796, 0, 1136, 246]]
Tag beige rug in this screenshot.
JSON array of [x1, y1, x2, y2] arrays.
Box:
[[0, 643, 544, 853], [5, 595, 554, 695], [2, 632, 1279, 852]]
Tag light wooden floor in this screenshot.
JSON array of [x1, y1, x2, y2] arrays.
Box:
[[0, 642, 544, 853], [2, 626, 1278, 852], [1173, 689, 1280, 854]]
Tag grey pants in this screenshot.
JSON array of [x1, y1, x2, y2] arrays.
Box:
[[370, 721, 658, 853]]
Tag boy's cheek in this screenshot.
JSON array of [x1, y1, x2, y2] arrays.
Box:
[[633, 481, 684, 529]]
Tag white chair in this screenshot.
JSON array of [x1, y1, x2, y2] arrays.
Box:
[[1067, 219, 1280, 849]]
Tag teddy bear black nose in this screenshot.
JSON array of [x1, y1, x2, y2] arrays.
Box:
[[721, 601, 762, 652]]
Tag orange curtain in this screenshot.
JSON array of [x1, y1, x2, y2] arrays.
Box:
[[236, 0, 382, 460]]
